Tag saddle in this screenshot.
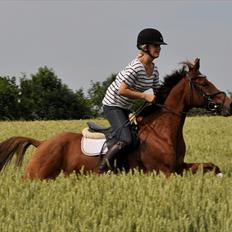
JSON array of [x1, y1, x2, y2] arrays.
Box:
[[81, 120, 139, 156], [87, 122, 113, 137], [81, 122, 117, 156]]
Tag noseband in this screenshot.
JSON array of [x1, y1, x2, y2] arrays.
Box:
[[154, 75, 226, 117], [187, 76, 226, 113]]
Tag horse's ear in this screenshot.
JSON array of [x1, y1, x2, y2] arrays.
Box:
[[194, 58, 200, 70]]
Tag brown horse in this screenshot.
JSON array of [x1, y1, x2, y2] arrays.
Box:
[[0, 58, 231, 179]]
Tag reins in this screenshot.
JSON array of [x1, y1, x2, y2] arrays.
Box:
[[154, 103, 187, 117]]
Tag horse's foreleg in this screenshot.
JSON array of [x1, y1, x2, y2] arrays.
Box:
[[182, 162, 222, 176]]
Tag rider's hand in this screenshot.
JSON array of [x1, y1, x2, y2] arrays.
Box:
[[143, 93, 156, 103]]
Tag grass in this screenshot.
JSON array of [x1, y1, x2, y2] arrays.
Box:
[[0, 116, 231, 232]]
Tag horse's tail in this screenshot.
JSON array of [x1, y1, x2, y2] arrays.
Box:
[[0, 136, 42, 171]]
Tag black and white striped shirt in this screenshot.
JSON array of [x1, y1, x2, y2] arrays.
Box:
[[102, 58, 160, 109]]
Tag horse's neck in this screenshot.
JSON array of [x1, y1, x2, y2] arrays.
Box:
[[147, 111, 186, 138], [163, 78, 188, 113], [141, 79, 188, 139]]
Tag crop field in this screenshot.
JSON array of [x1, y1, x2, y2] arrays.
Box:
[[0, 117, 232, 232]]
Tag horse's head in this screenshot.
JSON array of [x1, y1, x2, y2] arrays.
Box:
[[184, 58, 232, 116]]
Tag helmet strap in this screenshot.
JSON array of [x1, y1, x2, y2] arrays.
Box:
[[140, 45, 155, 60], [142, 50, 156, 60], [146, 51, 156, 60]]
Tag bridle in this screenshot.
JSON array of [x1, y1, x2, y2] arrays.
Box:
[[151, 74, 226, 117], [187, 75, 226, 113]]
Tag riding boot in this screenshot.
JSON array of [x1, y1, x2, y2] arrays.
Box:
[[98, 141, 127, 173]]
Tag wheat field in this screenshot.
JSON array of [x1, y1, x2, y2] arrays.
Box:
[[0, 117, 232, 232]]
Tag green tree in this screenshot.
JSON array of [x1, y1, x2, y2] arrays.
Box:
[[19, 66, 92, 120], [87, 74, 116, 117], [70, 88, 93, 119], [0, 76, 20, 120]]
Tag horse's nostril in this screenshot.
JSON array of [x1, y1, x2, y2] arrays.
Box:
[[230, 103, 232, 113]]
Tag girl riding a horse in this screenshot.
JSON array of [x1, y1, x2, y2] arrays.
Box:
[[0, 57, 231, 179], [99, 28, 167, 173]]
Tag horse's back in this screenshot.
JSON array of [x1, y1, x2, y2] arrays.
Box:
[[24, 131, 84, 179], [49, 131, 82, 143]]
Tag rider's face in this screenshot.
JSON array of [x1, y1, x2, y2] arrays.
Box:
[[148, 44, 161, 58]]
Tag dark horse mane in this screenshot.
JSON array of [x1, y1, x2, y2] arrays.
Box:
[[156, 66, 187, 104], [138, 66, 187, 117]]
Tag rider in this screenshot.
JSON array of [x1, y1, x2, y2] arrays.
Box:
[[99, 28, 167, 173]]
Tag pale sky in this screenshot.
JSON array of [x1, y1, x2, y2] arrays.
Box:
[[0, 1, 232, 94]]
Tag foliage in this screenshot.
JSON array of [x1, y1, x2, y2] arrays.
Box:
[[188, 108, 212, 116], [87, 74, 116, 117], [0, 117, 232, 231], [0, 67, 231, 120], [0, 67, 93, 120], [72, 89, 94, 119], [19, 66, 92, 120], [0, 76, 21, 120]]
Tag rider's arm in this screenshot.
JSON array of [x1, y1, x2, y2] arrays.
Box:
[[118, 82, 156, 103]]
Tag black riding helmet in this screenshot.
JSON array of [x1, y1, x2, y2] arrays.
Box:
[[137, 28, 167, 49]]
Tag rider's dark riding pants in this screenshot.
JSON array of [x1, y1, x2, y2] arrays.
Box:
[[103, 105, 133, 146]]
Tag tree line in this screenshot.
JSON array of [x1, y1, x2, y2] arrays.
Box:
[[0, 66, 114, 120], [0, 66, 231, 120]]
